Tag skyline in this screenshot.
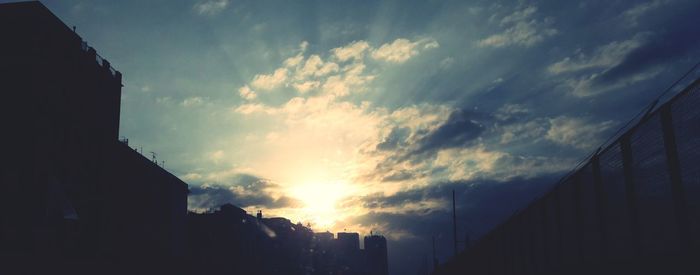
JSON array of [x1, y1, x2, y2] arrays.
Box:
[[18, 0, 700, 274]]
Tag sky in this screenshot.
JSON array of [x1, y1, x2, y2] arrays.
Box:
[[20, 0, 700, 274]]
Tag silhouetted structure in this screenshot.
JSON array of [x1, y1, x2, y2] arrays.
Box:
[[434, 77, 700, 274], [0, 2, 188, 273], [336, 232, 364, 274], [365, 235, 389, 275], [186, 204, 315, 275], [308, 231, 391, 275], [312, 231, 337, 274]]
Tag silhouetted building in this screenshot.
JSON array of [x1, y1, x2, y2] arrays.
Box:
[[308, 231, 392, 275], [315, 231, 334, 243], [334, 232, 363, 275], [0, 2, 188, 273], [337, 232, 361, 252], [186, 204, 314, 275], [312, 231, 337, 274], [365, 235, 389, 275]]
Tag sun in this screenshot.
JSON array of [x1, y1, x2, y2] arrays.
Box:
[[289, 181, 354, 230]]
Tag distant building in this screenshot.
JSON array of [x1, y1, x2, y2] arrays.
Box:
[[337, 232, 361, 252], [187, 204, 315, 275], [365, 235, 389, 275], [0, 1, 188, 273], [308, 231, 392, 275], [315, 231, 334, 243]]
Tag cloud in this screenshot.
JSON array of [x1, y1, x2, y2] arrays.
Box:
[[548, 34, 647, 75], [250, 68, 288, 90], [376, 127, 411, 151], [341, 174, 567, 275], [621, 0, 669, 27], [414, 109, 485, 154], [296, 55, 339, 79], [566, 68, 662, 97], [371, 38, 439, 63], [547, 33, 665, 97], [499, 118, 548, 144], [380, 170, 414, 183], [292, 81, 320, 93], [552, 2, 700, 97], [348, 174, 560, 241], [238, 38, 437, 99], [478, 6, 557, 48], [238, 85, 257, 100], [494, 103, 529, 121], [181, 96, 206, 107], [331, 41, 370, 62], [193, 0, 229, 16], [188, 174, 303, 210], [439, 57, 454, 70], [546, 116, 615, 150], [499, 6, 537, 26]]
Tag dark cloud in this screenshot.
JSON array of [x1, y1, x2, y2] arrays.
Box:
[[187, 174, 302, 210], [414, 109, 486, 154], [348, 174, 561, 275], [380, 170, 414, 182], [591, 1, 700, 88], [376, 127, 410, 151]]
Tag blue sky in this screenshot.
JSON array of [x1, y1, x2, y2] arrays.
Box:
[[22, 0, 700, 273]]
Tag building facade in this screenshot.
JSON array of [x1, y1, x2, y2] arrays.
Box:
[[0, 2, 188, 273]]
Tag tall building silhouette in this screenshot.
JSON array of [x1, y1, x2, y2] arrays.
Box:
[[336, 232, 363, 274], [365, 235, 389, 275], [0, 2, 188, 273]]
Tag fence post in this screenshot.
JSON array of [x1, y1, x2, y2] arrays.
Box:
[[620, 135, 642, 256], [572, 173, 584, 266], [591, 154, 607, 264], [659, 104, 691, 255]]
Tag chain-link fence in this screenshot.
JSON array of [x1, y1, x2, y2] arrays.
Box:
[[435, 77, 700, 275]]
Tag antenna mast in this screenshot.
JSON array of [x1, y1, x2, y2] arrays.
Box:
[[452, 190, 457, 258], [432, 236, 438, 271]]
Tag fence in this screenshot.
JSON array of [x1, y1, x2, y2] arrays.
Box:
[[435, 76, 700, 275]]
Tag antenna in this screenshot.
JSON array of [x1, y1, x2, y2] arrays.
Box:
[[452, 190, 458, 258], [432, 235, 438, 271]]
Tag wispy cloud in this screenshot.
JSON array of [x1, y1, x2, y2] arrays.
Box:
[[193, 0, 229, 16], [181, 96, 206, 107], [371, 38, 439, 63], [546, 116, 615, 150], [238, 85, 257, 100], [547, 33, 667, 97], [478, 5, 557, 48], [250, 68, 288, 90], [331, 41, 371, 62], [621, 0, 669, 27], [548, 34, 648, 75]]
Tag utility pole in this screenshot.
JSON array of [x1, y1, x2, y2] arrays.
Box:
[[452, 190, 457, 258], [432, 236, 438, 271]]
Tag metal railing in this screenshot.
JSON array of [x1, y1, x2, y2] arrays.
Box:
[[79, 40, 119, 78], [435, 71, 700, 274]]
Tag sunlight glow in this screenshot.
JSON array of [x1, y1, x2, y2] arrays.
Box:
[[289, 180, 355, 230]]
